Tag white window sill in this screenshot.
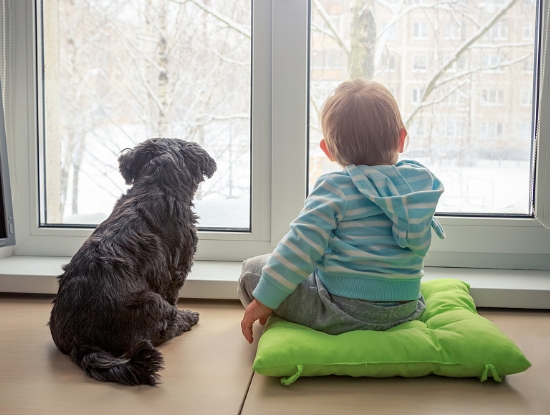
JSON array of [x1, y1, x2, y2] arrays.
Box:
[[0, 256, 549, 309]]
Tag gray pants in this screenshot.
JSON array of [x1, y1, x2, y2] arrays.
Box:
[[237, 254, 426, 335]]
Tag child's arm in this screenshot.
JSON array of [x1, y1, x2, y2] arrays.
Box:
[[253, 175, 347, 309]]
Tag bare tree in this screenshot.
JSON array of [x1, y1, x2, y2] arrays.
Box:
[[309, 0, 534, 169]]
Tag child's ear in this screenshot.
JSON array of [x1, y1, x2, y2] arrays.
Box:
[[398, 128, 407, 153], [320, 139, 335, 161]]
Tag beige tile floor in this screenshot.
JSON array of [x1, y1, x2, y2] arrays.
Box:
[[0, 295, 548, 415]]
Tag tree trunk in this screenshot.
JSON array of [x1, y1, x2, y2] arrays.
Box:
[[157, 1, 169, 137], [349, 0, 376, 79]]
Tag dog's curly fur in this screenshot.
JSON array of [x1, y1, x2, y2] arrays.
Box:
[[49, 138, 216, 386]]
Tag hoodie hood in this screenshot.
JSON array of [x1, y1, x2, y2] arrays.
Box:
[[345, 160, 445, 257]]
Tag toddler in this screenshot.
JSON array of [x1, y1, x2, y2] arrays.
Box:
[[239, 78, 445, 343]]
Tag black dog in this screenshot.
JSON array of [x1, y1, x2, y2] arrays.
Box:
[[49, 138, 216, 386]]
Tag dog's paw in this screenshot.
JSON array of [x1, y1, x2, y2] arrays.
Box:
[[181, 310, 200, 327], [175, 310, 199, 334]]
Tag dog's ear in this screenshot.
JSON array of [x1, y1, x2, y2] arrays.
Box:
[[118, 140, 160, 185], [182, 142, 217, 183]]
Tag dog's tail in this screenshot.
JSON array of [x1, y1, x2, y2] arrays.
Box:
[[70, 340, 164, 386]]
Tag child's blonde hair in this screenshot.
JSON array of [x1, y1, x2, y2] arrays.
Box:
[[320, 79, 406, 166]]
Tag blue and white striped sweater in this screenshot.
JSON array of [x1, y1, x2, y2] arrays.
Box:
[[253, 160, 446, 309]]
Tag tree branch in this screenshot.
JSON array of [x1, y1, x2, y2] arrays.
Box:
[[412, 80, 469, 113], [406, 52, 532, 124], [178, 0, 251, 39], [375, 0, 459, 41], [311, 0, 350, 54], [405, 0, 520, 127]]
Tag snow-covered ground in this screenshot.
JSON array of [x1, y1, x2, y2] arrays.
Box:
[[417, 158, 532, 215]]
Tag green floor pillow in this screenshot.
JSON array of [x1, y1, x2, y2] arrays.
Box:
[[252, 278, 531, 385]]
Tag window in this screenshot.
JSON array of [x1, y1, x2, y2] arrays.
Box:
[[485, 21, 508, 41], [483, 54, 505, 72], [483, 0, 506, 12], [315, 49, 344, 70], [309, 0, 550, 268], [413, 21, 428, 39], [442, 55, 466, 73], [383, 22, 397, 40], [439, 118, 465, 138], [5, 0, 294, 260], [0, 82, 15, 248], [380, 53, 396, 72], [479, 121, 503, 140], [444, 23, 462, 40], [481, 89, 504, 105], [413, 55, 428, 72], [412, 87, 424, 104], [3, 0, 550, 272], [39, 1, 252, 230]]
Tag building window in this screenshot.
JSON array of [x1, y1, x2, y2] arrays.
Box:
[[479, 121, 504, 140], [412, 87, 424, 104], [483, 54, 505, 72], [383, 22, 397, 40], [413, 21, 428, 39], [485, 21, 508, 41], [481, 89, 505, 105], [444, 22, 462, 39], [413, 55, 428, 72], [521, 89, 532, 106]]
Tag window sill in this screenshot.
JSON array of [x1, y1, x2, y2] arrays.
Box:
[[0, 256, 243, 300], [0, 256, 549, 309]]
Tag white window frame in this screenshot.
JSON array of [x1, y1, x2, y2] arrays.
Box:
[[1, 0, 550, 281]]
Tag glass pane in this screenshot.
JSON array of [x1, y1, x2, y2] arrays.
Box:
[[39, 0, 251, 229], [309, 0, 537, 215]]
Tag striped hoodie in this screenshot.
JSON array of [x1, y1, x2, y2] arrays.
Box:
[[252, 160, 446, 309]]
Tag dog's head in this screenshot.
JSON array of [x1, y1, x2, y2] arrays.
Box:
[[118, 138, 217, 190]]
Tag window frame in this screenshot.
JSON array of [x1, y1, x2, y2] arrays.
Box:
[[2, 0, 550, 272], [5, 0, 308, 261]]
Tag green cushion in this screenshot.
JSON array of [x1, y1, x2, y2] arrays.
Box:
[[252, 278, 531, 385]]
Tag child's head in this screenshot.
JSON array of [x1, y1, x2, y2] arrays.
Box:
[[320, 78, 407, 166]]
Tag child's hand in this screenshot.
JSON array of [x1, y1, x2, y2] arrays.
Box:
[[241, 299, 273, 344]]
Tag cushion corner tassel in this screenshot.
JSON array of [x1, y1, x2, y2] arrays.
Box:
[[480, 364, 502, 383], [281, 365, 304, 386]]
